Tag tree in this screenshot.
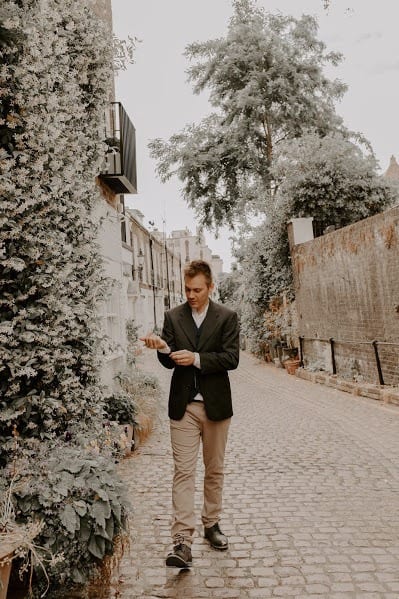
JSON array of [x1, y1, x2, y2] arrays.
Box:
[[149, 0, 346, 229], [271, 131, 395, 231]]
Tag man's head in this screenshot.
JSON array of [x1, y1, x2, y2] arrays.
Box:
[[184, 260, 214, 312]]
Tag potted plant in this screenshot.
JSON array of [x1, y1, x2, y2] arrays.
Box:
[[283, 348, 300, 375], [12, 443, 129, 595], [115, 369, 160, 449], [103, 391, 137, 455]]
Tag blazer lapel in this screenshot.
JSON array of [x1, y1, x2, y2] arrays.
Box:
[[197, 300, 220, 351], [177, 302, 197, 350]]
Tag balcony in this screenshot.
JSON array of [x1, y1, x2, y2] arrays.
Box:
[[100, 102, 137, 194]]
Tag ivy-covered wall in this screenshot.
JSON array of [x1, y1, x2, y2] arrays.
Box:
[[0, 0, 130, 592], [0, 0, 114, 446]]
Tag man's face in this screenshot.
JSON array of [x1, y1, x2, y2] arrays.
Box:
[[185, 273, 214, 312]]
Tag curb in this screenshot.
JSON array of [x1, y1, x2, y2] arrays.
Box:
[[295, 368, 399, 406]]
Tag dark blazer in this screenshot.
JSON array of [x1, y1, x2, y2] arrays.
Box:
[[157, 300, 240, 422]]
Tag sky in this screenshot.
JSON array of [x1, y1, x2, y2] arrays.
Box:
[[111, 0, 399, 271]]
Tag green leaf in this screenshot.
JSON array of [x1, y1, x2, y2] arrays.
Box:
[[60, 503, 80, 534], [53, 472, 75, 496], [61, 459, 84, 474], [72, 567, 87, 584], [78, 517, 91, 543], [110, 500, 121, 524], [90, 499, 110, 529], [88, 534, 106, 559], [73, 500, 87, 517], [105, 515, 114, 540]]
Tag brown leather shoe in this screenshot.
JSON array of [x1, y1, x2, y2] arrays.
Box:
[[204, 522, 228, 550], [165, 543, 192, 568]]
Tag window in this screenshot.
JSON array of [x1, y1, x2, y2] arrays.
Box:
[[185, 240, 189, 263], [101, 289, 122, 354]]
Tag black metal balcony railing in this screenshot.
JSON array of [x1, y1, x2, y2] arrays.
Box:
[[100, 102, 137, 194]]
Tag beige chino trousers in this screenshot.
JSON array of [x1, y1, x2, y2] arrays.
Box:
[[170, 401, 231, 546]]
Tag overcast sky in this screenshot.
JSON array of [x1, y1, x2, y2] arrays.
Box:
[[111, 0, 399, 271]]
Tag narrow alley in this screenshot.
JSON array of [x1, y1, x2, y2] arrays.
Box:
[[114, 350, 399, 599]]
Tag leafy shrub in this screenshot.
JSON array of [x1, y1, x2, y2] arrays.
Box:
[[0, 1, 135, 596], [13, 444, 129, 589], [103, 391, 137, 425], [115, 368, 160, 423]]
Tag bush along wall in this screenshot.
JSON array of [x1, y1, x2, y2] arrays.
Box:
[[0, 0, 129, 593]]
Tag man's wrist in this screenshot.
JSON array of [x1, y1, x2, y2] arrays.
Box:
[[158, 344, 171, 354]]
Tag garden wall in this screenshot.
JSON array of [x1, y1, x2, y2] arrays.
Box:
[[290, 205, 399, 385]]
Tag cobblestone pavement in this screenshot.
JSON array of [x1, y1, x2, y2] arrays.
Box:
[[113, 349, 399, 599]]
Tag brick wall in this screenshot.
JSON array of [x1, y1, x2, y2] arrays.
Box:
[[291, 205, 399, 385]]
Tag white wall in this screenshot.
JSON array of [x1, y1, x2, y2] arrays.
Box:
[[95, 200, 126, 391]]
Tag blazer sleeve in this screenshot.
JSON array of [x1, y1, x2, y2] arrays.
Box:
[[157, 311, 176, 370], [199, 311, 240, 374]]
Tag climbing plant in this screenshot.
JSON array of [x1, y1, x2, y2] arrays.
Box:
[[0, 0, 131, 592], [0, 0, 114, 449]]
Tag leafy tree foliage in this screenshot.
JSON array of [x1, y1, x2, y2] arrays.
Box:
[[149, 0, 346, 229], [150, 0, 395, 353], [271, 131, 394, 231], [218, 267, 241, 308]]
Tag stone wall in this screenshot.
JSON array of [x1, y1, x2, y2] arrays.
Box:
[[291, 205, 399, 385], [92, 0, 113, 28]]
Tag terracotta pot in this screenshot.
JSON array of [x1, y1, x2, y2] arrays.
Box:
[[0, 545, 16, 599], [284, 359, 300, 375], [0, 560, 12, 599]]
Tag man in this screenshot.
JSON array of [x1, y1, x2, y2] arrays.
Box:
[[140, 260, 240, 569]]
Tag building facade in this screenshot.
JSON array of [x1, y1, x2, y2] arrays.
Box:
[[119, 203, 182, 337], [93, 0, 137, 389], [93, 0, 225, 389]]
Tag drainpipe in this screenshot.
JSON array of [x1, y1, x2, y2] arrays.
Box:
[[149, 238, 157, 329]]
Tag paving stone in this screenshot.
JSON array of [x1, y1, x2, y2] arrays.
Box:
[[84, 350, 399, 598], [204, 577, 225, 588]]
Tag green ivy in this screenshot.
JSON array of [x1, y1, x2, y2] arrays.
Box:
[[0, 0, 131, 594]]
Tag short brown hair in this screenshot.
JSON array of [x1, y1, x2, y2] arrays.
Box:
[[184, 260, 213, 286]]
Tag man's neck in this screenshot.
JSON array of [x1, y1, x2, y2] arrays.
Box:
[[192, 301, 209, 315]]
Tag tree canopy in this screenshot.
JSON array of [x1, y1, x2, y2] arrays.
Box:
[[271, 131, 394, 231], [150, 0, 396, 352], [149, 0, 346, 229]]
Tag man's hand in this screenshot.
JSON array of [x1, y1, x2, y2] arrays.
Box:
[[170, 350, 195, 367], [139, 333, 167, 350]]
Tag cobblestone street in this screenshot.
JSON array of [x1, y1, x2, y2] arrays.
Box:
[[115, 349, 399, 599]]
